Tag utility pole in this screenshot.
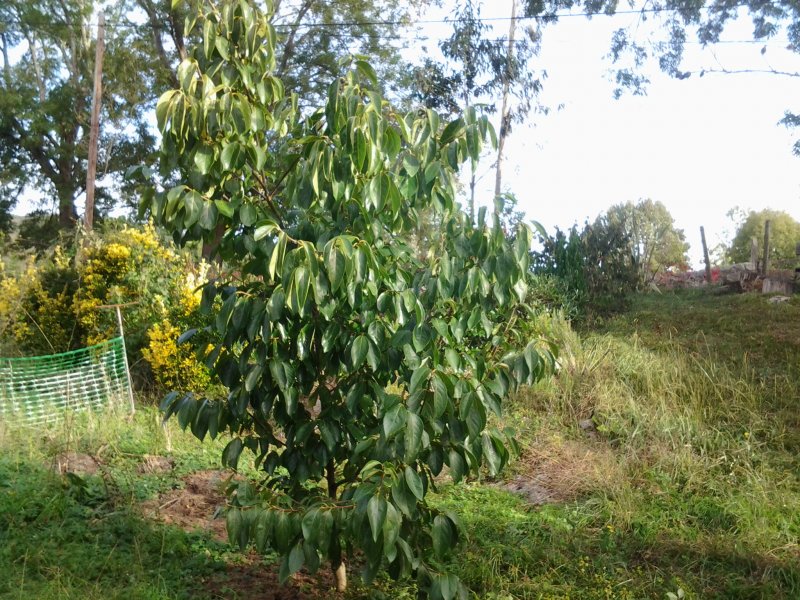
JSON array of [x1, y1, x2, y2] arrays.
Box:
[[84, 12, 105, 231]]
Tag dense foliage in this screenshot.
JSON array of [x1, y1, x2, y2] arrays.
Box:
[[727, 208, 800, 265], [0, 223, 212, 392], [532, 216, 640, 318], [605, 199, 689, 282], [153, 1, 552, 595]]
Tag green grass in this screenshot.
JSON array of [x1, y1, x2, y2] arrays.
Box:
[[1, 288, 799, 598]]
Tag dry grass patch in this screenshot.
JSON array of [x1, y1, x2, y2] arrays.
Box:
[[505, 435, 625, 504]]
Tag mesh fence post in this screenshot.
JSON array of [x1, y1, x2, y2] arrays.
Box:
[[115, 306, 136, 414]]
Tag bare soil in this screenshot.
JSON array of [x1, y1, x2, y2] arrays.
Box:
[[53, 452, 99, 475], [144, 470, 339, 599], [142, 469, 230, 541]]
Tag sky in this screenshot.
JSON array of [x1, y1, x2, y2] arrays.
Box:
[[411, 2, 800, 267]]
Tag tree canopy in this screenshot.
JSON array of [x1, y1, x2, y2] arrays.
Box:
[[728, 208, 800, 264], [0, 0, 159, 226], [605, 199, 689, 281]]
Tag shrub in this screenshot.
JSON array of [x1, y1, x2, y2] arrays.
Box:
[[532, 217, 640, 319], [0, 222, 216, 395]]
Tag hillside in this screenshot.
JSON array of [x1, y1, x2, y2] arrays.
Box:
[[1, 288, 798, 599]]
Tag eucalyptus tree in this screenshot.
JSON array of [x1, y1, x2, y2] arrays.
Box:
[[412, 0, 544, 219], [154, 0, 552, 596]]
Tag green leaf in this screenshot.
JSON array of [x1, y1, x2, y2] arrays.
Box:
[[383, 403, 406, 439], [325, 242, 346, 292], [482, 432, 504, 475], [403, 154, 420, 177], [355, 60, 378, 86], [351, 335, 369, 370], [382, 503, 401, 556], [432, 515, 454, 559], [432, 373, 449, 418], [404, 412, 423, 463], [226, 508, 243, 549], [432, 573, 460, 600], [287, 542, 305, 576], [245, 363, 262, 392], [439, 118, 465, 145], [222, 437, 244, 469], [198, 201, 218, 230], [268, 232, 287, 281], [445, 348, 460, 371], [215, 200, 234, 218], [221, 142, 245, 170], [194, 145, 214, 174], [183, 190, 202, 227], [448, 450, 466, 483], [409, 366, 430, 395], [404, 466, 424, 501], [253, 220, 278, 241], [367, 495, 387, 543]]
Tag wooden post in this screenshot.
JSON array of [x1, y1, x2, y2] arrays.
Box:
[[700, 226, 712, 283], [761, 219, 771, 276], [84, 12, 105, 231], [750, 236, 759, 269]]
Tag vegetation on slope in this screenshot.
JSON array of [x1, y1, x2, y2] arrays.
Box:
[[1, 288, 798, 599]]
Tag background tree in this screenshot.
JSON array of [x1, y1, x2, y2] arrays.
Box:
[[155, 1, 550, 596], [412, 0, 545, 219], [605, 199, 689, 282], [0, 0, 158, 226], [727, 208, 800, 264], [532, 216, 640, 318]]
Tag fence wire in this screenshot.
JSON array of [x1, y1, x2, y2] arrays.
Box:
[[0, 337, 131, 426]]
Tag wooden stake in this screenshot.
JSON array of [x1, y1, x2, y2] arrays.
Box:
[[115, 305, 136, 414], [84, 12, 105, 231], [700, 226, 712, 283], [762, 219, 771, 276]]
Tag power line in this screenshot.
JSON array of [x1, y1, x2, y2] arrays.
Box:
[[0, 0, 792, 32]]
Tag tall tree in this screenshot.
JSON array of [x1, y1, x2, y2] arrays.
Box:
[[156, 1, 549, 595], [0, 0, 157, 226], [604, 199, 689, 282], [137, 0, 433, 111], [412, 0, 544, 220]]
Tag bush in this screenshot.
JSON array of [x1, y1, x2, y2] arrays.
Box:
[[0, 222, 216, 395], [532, 217, 640, 319]]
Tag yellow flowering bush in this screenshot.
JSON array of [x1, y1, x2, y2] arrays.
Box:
[[141, 320, 211, 393], [0, 222, 218, 396]]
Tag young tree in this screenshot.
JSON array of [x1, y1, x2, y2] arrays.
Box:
[[154, 0, 551, 596], [605, 199, 689, 282]]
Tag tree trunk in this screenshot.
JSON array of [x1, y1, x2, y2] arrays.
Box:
[[326, 460, 347, 592], [58, 187, 77, 227], [494, 0, 517, 199]]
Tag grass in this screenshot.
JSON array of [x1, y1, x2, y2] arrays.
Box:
[[1, 287, 799, 598]]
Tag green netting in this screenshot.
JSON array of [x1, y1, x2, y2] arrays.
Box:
[[0, 337, 132, 426]]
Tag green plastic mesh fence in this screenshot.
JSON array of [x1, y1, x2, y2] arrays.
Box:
[[0, 337, 132, 426]]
